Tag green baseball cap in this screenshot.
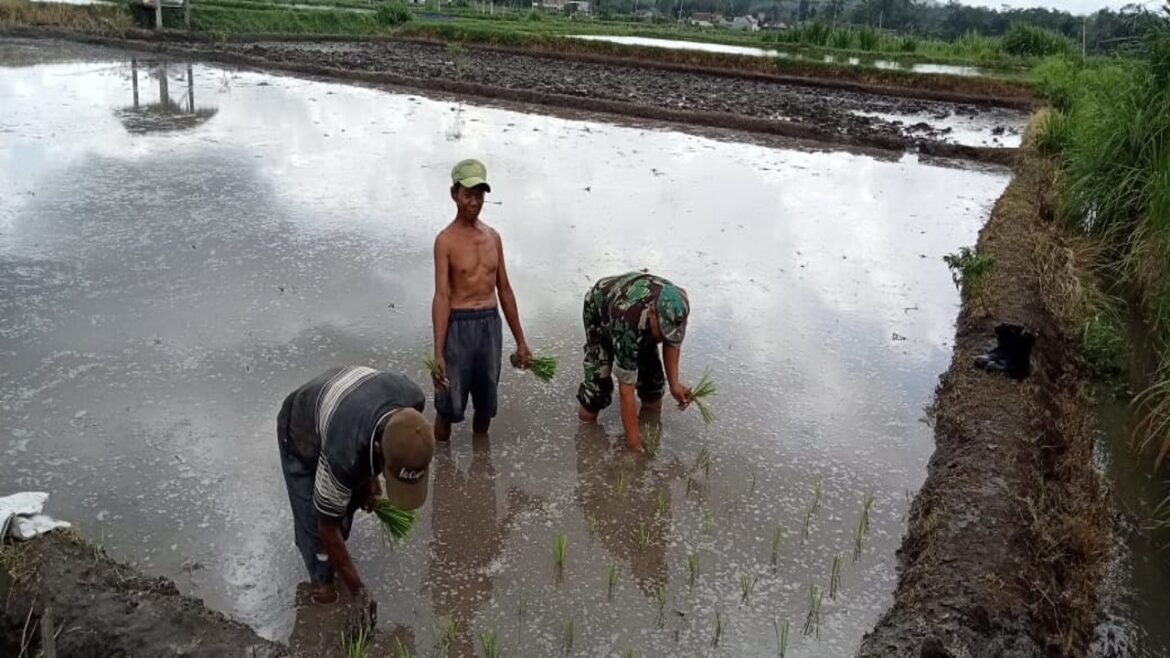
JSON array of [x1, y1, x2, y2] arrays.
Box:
[[451, 158, 491, 192], [656, 283, 689, 345]]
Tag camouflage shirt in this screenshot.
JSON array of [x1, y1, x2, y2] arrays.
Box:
[[585, 272, 689, 386]]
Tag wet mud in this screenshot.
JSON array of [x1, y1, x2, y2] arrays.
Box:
[[2, 27, 1028, 163], [857, 143, 1109, 657]]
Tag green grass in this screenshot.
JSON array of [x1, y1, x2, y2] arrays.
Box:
[[944, 246, 997, 303], [1032, 10, 1170, 469], [372, 498, 416, 546]]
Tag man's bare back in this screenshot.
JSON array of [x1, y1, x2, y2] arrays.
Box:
[[436, 220, 500, 310]]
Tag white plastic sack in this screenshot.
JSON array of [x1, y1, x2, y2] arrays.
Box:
[[0, 492, 71, 541]]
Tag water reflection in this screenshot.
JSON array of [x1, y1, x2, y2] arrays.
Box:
[[574, 422, 682, 598], [116, 61, 218, 134], [427, 436, 538, 657]]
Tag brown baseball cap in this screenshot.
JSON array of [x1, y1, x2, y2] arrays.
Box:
[[381, 408, 434, 510]]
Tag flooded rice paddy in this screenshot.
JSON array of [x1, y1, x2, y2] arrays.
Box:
[[0, 39, 1012, 656], [570, 35, 991, 77]]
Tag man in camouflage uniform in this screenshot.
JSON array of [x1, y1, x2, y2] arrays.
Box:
[[576, 272, 693, 452]]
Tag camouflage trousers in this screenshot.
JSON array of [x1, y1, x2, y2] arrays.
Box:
[[576, 295, 666, 413]]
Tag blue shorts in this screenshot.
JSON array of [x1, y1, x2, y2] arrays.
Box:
[[435, 308, 503, 423]]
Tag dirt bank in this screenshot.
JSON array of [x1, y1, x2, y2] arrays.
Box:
[[2, 27, 1022, 164], [0, 531, 286, 657], [857, 142, 1109, 656]]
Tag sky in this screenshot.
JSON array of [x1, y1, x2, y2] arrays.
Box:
[[957, 0, 1158, 13]]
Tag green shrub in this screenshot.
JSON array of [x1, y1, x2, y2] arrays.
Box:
[[375, 3, 411, 26], [1003, 23, 1072, 58]]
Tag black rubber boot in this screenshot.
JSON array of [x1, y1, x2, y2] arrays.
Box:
[[973, 324, 1034, 380]]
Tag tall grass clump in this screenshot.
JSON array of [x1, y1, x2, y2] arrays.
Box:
[[1035, 9, 1170, 467], [1003, 23, 1073, 58]]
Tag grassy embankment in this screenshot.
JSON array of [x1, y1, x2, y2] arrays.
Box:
[[1029, 9, 1170, 475]]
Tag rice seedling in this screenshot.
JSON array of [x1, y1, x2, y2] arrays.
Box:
[[685, 475, 700, 496], [515, 592, 527, 624], [739, 573, 756, 604], [749, 471, 757, 495], [422, 352, 439, 379], [802, 507, 813, 542], [339, 625, 372, 658], [372, 498, 416, 546], [690, 369, 717, 424], [829, 552, 843, 600], [854, 494, 875, 563], [561, 617, 574, 655], [687, 553, 700, 590], [607, 561, 621, 600], [479, 628, 499, 658], [811, 479, 824, 517], [655, 491, 669, 517], [653, 582, 667, 627], [586, 515, 598, 538], [702, 510, 715, 536], [643, 424, 662, 457], [770, 524, 784, 563], [624, 649, 638, 658], [774, 618, 790, 657], [438, 618, 464, 649], [392, 636, 414, 658], [636, 523, 651, 553], [711, 610, 724, 647], [802, 585, 823, 639], [552, 532, 567, 580], [615, 471, 628, 500], [527, 355, 558, 382]]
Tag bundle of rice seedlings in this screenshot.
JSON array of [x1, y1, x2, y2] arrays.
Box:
[[690, 369, 717, 424], [422, 353, 439, 380], [511, 352, 558, 382], [372, 498, 416, 546]]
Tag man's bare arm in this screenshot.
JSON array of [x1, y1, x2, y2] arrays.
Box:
[[618, 382, 640, 451], [431, 234, 452, 388], [318, 515, 364, 594], [494, 231, 530, 361]]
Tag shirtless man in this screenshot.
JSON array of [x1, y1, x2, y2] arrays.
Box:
[[431, 159, 531, 441]]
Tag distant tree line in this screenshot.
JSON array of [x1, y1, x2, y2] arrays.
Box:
[[580, 0, 1158, 54]]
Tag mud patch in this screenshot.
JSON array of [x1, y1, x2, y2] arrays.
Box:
[[857, 144, 1109, 656], [0, 531, 285, 657]]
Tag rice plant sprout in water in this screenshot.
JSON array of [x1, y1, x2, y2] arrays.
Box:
[[644, 424, 662, 457], [703, 510, 715, 536], [586, 515, 598, 538], [774, 618, 790, 657], [829, 552, 843, 600], [687, 552, 700, 590], [607, 561, 621, 600], [438, 618, 464, 650], [372, 498, 416, 546], [552, 532, 567, 582], [615, 471, 628, 499], [515, 592, 527, 626], [562, 617, 574, 655], [653, 583, 667, 627], [770, 524, 784, 564], [811, 479, 824, 516], [636, 523, 651, 553], [854, 493, 876, 563], [739, 573, 757, 604], [479, 628, 499, 658], [392, 636, 413, 658], [655, 491, 669, 516], [340, 625, 372, 658], [803, 584, 824, 639], [711, 611, 724, 647], [690, 369, 717, 424]]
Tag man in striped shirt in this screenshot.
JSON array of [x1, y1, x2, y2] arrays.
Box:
[[276, 366, 434, 627]]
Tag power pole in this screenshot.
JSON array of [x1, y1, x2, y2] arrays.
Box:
[[155, 0, 162, 29]]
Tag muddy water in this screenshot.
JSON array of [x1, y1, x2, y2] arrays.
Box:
[[570, 34, 991, 77], [1094, 395, 1170, 658], [0, 39, 1011, 657]]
